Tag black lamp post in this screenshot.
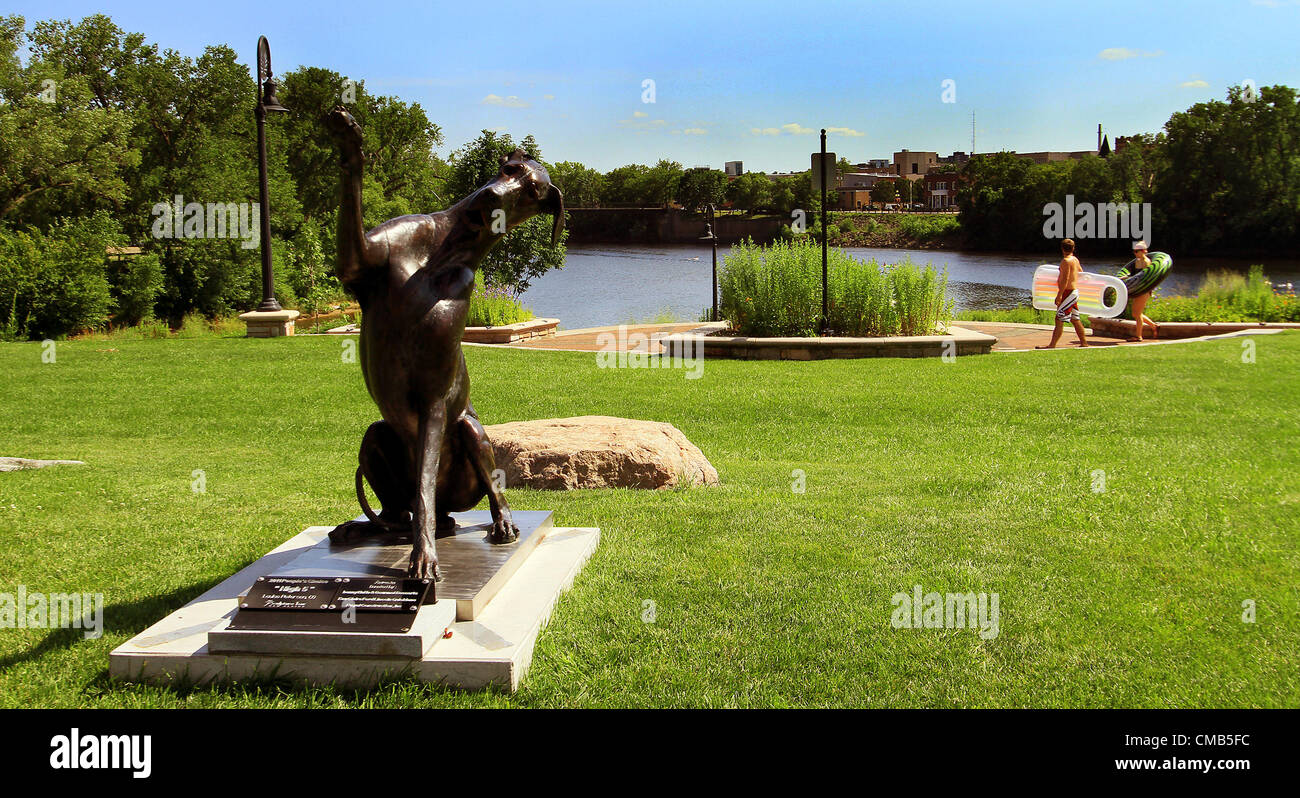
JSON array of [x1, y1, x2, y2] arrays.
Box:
[[254, 36, 290, 312], [820, 129, 828, 334], [700, 203, 718, 321]]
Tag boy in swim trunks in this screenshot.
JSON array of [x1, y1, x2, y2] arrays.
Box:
[[1037, 238, 1089, 349]]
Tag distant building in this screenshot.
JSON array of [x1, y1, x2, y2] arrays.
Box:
[[765, 171, 804, 181], [922, 171, 960, 209], [724, 161, 744, 177], [836, 175, 900, 210], [938, 151, 970, 166], [894, 149, 938, 177], [839, 172, 881, 188]]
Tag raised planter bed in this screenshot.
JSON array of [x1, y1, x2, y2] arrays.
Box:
[[462, 317, 559, 344], [1090, 318, 1300, 340], [660, 325, 997, 360], [314, 317, 560, 343]]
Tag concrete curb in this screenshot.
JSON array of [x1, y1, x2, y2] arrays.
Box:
[[660, 325, 997, 360]]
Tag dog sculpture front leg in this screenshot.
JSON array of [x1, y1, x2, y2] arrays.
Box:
[[410, 403, 446, 580], [457, 409, 519, 544]]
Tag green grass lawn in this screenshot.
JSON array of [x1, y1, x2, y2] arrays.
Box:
[[1, 333, 1297, 707]]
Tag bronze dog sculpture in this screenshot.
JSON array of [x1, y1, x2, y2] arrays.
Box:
[[324, 106, 564, 579]]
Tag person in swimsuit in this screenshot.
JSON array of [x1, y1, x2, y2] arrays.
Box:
[[1037, 238, 1089, 349], [1127, 240, 1159, 342]]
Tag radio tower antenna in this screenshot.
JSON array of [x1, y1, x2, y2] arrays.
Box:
[[971, 111, 976, 155]]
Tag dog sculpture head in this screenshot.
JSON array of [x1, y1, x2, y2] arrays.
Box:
[[458, 149, 565, 250]]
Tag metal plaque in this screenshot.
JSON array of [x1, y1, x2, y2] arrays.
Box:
[[226, 575, 433, 633]]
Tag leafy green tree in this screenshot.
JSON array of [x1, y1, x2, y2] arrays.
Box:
[[1154, 84, 1300, 251], [0, 212, 123, 338], [600, 164, 650, 206], [871, 179, 897, 206], [676, 168, 726, 211], [0, 15, 136, 227], [548, 161, 605, 207], [279, 67, 445, 228], [447, 130, 566, 294], [726, 172, 772, 213], [640, 159, 684, 207]]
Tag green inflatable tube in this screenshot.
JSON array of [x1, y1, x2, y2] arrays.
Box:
[[1117, 251, 1172, 317]]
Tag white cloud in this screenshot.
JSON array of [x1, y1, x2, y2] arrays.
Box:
[[826, 126, 865, 137], [620, 114, 667, 130], [480, 94, 530, 108], [1099, 47, 1164, 61], [681, 127, 707, 135], [751, 123, 817, 136], [1180, 79, 1210, 88], [542, 93, 555, 100]]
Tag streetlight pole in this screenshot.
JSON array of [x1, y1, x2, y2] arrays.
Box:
[[254, 35, 289, 312], [701, 203, 718, 322], [240, 36, 297, 337], [820, 129, 828, 334]]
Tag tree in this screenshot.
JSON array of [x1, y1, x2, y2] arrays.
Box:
[[676, 167, 726, 211], [726, 172, 772, 213], [548, 161, 604, 208], [447, 130, 566, 294], [641, 159, 684, 208], [871, 179, 898, 206], [279, 67, 445, 227], [600, 164, 650, 206], [1154, 84, 1300, 251], [0, 15, 136, 227]]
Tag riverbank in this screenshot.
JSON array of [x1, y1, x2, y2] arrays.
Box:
[[820, 211, 963, 250], [564, 208, 962, 248]]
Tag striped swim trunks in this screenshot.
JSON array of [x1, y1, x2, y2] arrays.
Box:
[[1056, 290, 1080, 322]]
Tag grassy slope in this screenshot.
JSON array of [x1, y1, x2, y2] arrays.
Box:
[[0, 334, 1296, 708]]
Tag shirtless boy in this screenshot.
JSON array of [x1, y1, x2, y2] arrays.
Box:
[[1037, 238, 1089, 349]]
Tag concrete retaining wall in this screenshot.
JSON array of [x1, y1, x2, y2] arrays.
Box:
[[661, 325, 997, 360], [567, 208, 785, 244], [1091, 318, 1300, 339]]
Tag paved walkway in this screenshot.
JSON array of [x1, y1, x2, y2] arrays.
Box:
[[955, 321, 1131, 351], [470, 320, 1275, 354]]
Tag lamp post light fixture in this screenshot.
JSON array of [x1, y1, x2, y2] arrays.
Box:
[[240, 36, 299, 337], [700, 203, 718, 322]]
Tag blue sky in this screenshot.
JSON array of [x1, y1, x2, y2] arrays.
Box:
[[15, 0, 1300, 172]]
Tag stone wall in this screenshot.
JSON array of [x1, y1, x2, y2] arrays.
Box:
[[566, 209, 785, 244]]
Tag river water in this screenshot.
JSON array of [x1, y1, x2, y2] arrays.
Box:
[[520, 243, 1300, 329]]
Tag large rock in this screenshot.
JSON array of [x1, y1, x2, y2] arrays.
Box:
[[485, 416, 719, 490], [0, 457, 86, 472]]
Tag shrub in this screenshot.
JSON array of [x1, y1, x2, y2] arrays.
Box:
[[1146, 265, 1299, 322], [0, 213, 121, 339], [718, 239, 953, 337], [466, 279, 534, 327], [106, 251, 163, 326]]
